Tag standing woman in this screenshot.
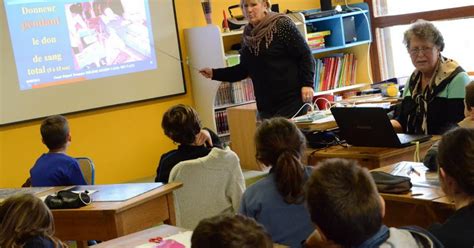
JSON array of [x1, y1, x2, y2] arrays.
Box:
[[429, 127, 474, 247], [392, 20, 469, 134], [200, 0, 315, 119], [0, 194, 66, 248], [239, 117, 314, 247]]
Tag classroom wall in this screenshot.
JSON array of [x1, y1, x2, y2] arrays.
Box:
[[0, 0, 361, 188]]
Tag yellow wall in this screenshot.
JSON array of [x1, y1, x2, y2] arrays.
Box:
[[0, 0, 361, 187]]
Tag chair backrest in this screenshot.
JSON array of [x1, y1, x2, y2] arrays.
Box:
[[75, 157, 95, 185], [169, 147, 245, 229]]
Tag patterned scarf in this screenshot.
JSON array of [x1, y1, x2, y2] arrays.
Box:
[[242, 12, 288, 56]]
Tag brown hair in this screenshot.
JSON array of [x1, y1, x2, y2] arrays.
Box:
[[255, 117, 306, 204], [305, 159, 382, 247], [403, 19, 445, 51], [162, 104, 202, 144], [191, 214, 272, 248], [41, 115, 70, 150], [438, 127, 474, 196], [465, 81, 474, 111], [0, 194, 66, 248]]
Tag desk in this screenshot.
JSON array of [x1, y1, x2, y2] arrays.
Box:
[[51, 182, 182, 244], [373, 162, 454, 228], [0, 182, 182, 247], [94, 224, 187, 248], [307, 136, 440, 169]]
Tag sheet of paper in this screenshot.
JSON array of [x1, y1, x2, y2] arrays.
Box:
[[134, 231, 193, 248]]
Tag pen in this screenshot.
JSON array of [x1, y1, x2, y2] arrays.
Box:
[[410, 166, 421, 176]]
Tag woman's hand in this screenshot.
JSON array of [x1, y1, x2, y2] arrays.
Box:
[[302, 86, 314, 103], [199, 68, 213, 79], [391, 119, 403, 133], [194, 129, 213, 147]]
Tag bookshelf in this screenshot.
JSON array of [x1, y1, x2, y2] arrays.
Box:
[[288, 3, 373, 96]]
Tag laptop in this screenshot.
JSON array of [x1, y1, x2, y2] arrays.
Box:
[[330, 107, 432, 147]]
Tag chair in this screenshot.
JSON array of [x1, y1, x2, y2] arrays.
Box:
[[76, 157, 95, 185], [169, 147, 245, 229]]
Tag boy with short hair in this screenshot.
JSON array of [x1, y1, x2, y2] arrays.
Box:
[[191, 214, 273, 248], [155, 104, 222, 183], [30, 115, 87, 186], [305, 158, 442, 248]]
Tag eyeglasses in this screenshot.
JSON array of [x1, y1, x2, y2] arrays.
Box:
[[408, 46, 435, 56]]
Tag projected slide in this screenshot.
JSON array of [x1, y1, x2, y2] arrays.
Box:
[[4, 0, 157, 90]]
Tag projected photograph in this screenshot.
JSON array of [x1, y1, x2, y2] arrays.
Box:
[[66, 0, 153, 69], [4, 0, 157, 90]]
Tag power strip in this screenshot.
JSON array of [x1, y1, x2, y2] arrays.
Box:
[[292, 110, 329, 123]]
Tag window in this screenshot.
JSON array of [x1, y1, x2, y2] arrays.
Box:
[[367, 0, 474, 82]]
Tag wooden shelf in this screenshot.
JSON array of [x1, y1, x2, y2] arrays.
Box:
[[313, 83, 370, 96], [214, 100, 256, 111]]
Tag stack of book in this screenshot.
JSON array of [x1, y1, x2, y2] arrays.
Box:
[[314, 53, 357, 91], [215, 78, 255, 107], [306, 30, 331, 50], [215, 110, 229, 135]]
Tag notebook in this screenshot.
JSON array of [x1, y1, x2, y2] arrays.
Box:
[[330, 107, 432, 147]]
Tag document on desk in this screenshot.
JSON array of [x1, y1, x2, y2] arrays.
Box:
[[0, 187, 53, 202], [134, 231, 192, 248], [69, 183, 164, 202], [390, 161, 440, 188]]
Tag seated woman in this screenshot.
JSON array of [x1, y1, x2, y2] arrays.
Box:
[[239, 117, 314, 247], [428, 127, 474, 247], [155, 104, 221, 183], [392, 20, 470, 135], [0, 193, 66, 248]]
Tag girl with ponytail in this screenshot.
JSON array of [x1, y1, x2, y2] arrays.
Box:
[[239, 117, 314, 247]]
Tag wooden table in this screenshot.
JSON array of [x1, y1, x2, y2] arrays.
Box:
[[307, 136, 440, 169], [94, 224, 187, 248], [373, 162, 454, 228], [0, 182, 182, 248], [94, 224, 290, 248], [52, 182, 182, 246]]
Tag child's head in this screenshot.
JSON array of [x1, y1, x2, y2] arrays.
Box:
[[191, 214, 272, 248], [162, 104, 202, 145], [305, 158, 384, 247], [438, 127, 474, 199], [41, 115, 70, 151], [465, 81, 474, 114], [255, 117, 307, 204], [0, 194, 63, 247]]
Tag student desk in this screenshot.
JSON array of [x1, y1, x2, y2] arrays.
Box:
[[94, 224, 290, 248], [94, 224, 187, 248], [373, 162, 455, 228], [0, 182, 182, 248], [306, 136, 440, 169]]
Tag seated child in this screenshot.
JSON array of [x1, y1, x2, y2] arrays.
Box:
[[428, 127, 474, 247], [30, 115, 87, 186], [424, 80, 474, 170], [0, 193, 66, 247], [155, 104, 221, 183], [191, 214, 272, 248], [305, 158, 442, 248], [239, 117, 314, 247]]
